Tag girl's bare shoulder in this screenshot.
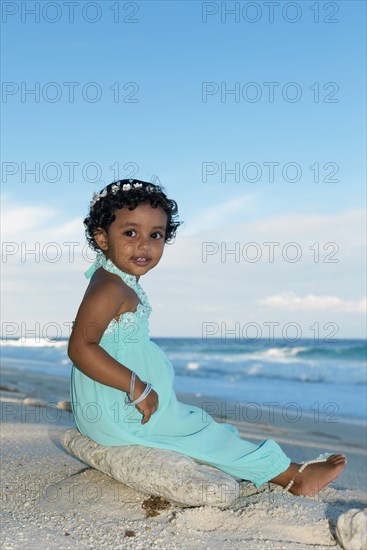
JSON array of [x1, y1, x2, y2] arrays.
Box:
[[83, 267, 139, 318], [70, 270, 130, 344]]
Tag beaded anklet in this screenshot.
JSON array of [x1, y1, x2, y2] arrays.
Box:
[[283, 452, 333, 492]]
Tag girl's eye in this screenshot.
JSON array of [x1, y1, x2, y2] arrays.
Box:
[[151, 232, 164, 240], [124, 230, 137, 237]]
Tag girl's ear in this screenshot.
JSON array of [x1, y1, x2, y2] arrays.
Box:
[[93, 228, 109, 251]]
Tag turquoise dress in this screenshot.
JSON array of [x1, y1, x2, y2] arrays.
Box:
[[70, 255, 291, 488]]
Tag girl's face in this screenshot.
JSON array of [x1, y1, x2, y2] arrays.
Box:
[[94, 203, 168, 278]]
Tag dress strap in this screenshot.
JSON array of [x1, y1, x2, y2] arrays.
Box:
[[83, 253, 151, 313], [84, 253, 105, 279]]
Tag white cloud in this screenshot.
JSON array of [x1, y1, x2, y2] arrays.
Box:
[[2, 198, 83, 242], [260, 292, 366, 313], [183, 193, 259, 235], [194, 306, 225, 312], [1, 196, 366, 337], [1, 204, 57, 237]]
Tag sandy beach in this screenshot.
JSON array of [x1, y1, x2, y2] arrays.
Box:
[[1, 366, 366, 549]]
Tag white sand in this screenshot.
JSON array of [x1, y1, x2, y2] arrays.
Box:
[[1, 369, 366, 549]]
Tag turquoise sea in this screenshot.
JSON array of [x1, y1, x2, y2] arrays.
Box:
[[1, 337, 366, 421]]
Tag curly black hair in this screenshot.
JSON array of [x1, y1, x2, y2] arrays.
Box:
[[84, 179, 182, 252]]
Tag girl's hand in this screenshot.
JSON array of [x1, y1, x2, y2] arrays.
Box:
[[133, 380, 159, 425]]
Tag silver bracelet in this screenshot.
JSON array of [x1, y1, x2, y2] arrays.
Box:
[[132, 383, 153, 406], [125, 371, 136, 405], [129, 371, 136, 400], [124, 371, 153, 406], [124, 382, 152, 406]]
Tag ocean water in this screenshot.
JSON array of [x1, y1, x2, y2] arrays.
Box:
[[1, 337, 366, 421]]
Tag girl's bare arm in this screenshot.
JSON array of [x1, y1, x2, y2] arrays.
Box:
[[68, 273, 146, 397]]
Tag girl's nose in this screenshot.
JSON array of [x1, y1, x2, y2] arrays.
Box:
[[137, 237, 150, 250]]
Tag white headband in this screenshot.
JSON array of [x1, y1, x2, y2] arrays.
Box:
[[90, 180, 157, 208]]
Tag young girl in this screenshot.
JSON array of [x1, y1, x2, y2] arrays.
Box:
[[68, 179, 347, 497]]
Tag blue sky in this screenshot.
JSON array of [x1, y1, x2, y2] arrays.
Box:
[[1, 0, 366, 338]]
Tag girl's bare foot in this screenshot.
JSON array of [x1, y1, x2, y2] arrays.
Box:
[[270, 454, 347, 496]]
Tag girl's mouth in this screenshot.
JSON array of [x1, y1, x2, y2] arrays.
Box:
[[131, 257, 150, 266]]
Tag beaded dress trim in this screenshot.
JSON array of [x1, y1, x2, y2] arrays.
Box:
[[84, 253, 152, 334]]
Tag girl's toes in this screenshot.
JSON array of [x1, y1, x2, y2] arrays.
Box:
[[328, 454, 347, 468], [328, 454, 346, 463], [335, 454, 347, 463]]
